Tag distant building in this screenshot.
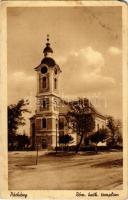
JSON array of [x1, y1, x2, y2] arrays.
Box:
[[30, 36, 106, 150]]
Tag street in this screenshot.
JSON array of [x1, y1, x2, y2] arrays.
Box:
[[8, 151, 123, 190]]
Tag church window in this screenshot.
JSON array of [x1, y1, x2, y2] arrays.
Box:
[[54, 78, 57, 89], [40, 98, 49, 111], [42, 77, 47, 88], [32, 123, 35, 135], [42, 118, 47, 129], [54, 99, 57, 110], [43, 100, 46, 108], [54, 68, 57, 75], [97, 124, 99, 130], [59, 118, 64, 130], [35, 118, 41, 130]]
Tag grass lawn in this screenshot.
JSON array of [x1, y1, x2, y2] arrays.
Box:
[[8, 150, 123, 190]]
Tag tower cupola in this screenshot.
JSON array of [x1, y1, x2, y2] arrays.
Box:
[[35, 35, 61, 73], [43, 34, 53, 57]]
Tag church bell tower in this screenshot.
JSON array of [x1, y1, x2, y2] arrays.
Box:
[[33, 35, 61, 149]]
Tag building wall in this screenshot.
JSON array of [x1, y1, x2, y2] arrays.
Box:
[[94, 116, 106, 132], [30, 102, 107, 150], [34, 114, 59, 149]]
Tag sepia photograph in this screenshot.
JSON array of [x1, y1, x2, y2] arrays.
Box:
[[0, 1, 128, 199]]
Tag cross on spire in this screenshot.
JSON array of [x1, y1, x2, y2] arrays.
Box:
[[47, 34, 50, 42]]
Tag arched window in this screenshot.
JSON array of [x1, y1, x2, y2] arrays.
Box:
[[54, 78, 57, 89], [42, 77, 47, 88], [40, 98, 49, 111], [97, 124, 99, 130], [35, 118, 41, 130], [42, 118, 47, 129], [59, 118, 64, 130]]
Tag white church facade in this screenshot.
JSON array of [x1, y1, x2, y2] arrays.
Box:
[[30, 36, 106, 150]]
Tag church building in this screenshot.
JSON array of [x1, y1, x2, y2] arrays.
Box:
[[30, 35, 106, 150]]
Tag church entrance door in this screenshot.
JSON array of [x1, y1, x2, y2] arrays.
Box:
[[42, 138, 47, 149]]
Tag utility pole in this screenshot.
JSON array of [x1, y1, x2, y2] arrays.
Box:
[[36, 138, 39, 165], [36, 144, 38, 165], [56, 119, 58, 153]]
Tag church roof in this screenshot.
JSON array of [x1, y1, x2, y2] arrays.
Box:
[[43, 43, 53, 54], [43, 34, 53, 56], [34, 62, 61, 72], [59, 98, 106, 120], [41, 57, 56, 67]]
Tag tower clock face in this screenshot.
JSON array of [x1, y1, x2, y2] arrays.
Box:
[[41, 66, 48, 74]]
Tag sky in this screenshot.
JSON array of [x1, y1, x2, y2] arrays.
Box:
[[7, 6, 122, 134]]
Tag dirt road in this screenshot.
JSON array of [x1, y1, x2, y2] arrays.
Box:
[[8, 151, 123, 190]]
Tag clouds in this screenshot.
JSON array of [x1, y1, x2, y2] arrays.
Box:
[[60, 46, 116, 95], [70, 47, 105, 73], [8, 71, 37, 134], [11, 71, 35, 82], [58, 45, 122, 119], [108, 46, 121, 55], [79, 47, 105, 67], [8, 71, 36, 104]]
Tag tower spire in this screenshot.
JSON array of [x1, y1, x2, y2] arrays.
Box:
[[46, 34, 49, 43], [43, 34, 53, 57]]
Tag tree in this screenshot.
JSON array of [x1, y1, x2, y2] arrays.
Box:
[[16, 134, 30, 150], [107, 116, 122, 146], [67, 98, 95, 153], [8, 99, 30, 149], [59, 134, 74, 151], [89, 128, 109, 153]]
